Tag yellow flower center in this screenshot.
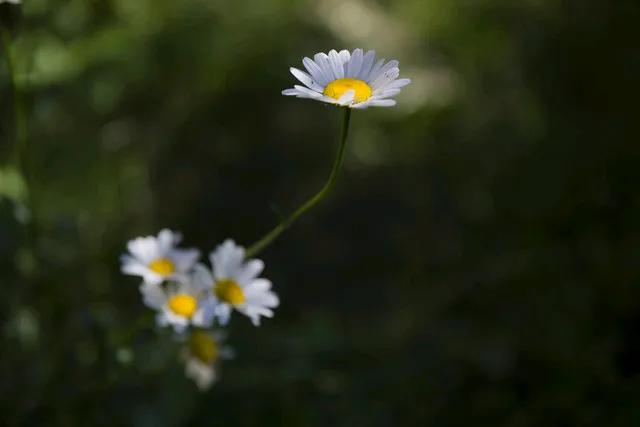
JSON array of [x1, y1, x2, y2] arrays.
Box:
[[323, 78, 372, 103], [168, 294, 198, 317], [149, 258, 175, 275], [214, 279, 245, 306], [189, 331, 219, 364]]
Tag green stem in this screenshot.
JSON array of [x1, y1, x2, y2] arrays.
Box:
[[245, 107, 352, 258]]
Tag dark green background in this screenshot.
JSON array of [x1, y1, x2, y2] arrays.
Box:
[[1, 0, 639, 425]]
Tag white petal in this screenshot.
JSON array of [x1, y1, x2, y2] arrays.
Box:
[[140, 282, 166, 309], [192, 302, 215, 328], [370, 67, 400, 90], [211, 240, 245, 281], [369, 61, 399, 87], [303, 57, 331, 86], [252, 306, 275, 317], [176, 277, 197, 295], [240, 306, 264, 326], [282, 88, 323, 100], [236, 259, 265, 286], [374, 88, 402, 98], [246, 291, 279, 308], [243, 278, 272, 294], [314, 52, 333, 82], [337, 89, 355, 106], [381, 78, 411, 90], [156, 312, 170, 327], [172, 248, 200, 273], [366, 58, 386, 84], [214, 303, 232, 325], [338, 49, 351, 64], [351, 101, 370, 109], [163, 308, 189, 332], [320, 95, 341, 104], [192, 263, 214, 290], [290, 67, 324, 92], [358, 50, 376, 80], [328, 50, 344, 80], [172, 322, 188, 334], [292, 85, 323, 98], [243, 305, 274, 324], [157, 229, 180, 253], [185, 358, 216, 390], [121, 256, 149, 276], [368, 99, 397, 107], [282, 88, 302, 96], [142, 271, 164, 286], [127, 237, 158, 263], [346, 48, 363, 78]]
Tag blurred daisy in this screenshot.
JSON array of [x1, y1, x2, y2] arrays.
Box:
[[140, 278, 215, 333], [0, 0, 21, 4], [282, 48, 410, 109], [183, 330, 233, 390], [121, 229, 200, 285], [193, 239, 279, 326]]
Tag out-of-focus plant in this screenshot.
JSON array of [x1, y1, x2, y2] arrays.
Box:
[[1, 0, 29, 221]]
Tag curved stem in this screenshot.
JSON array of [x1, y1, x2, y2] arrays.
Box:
[[245, 107, 352, 258]]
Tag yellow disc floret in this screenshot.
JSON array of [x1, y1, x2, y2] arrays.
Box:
[[149, 258, 175, 275], [168, 294, 198, 317], [189, 331, 219, 364], [215, 279, 246, 306], [323, 78, 372, 103]]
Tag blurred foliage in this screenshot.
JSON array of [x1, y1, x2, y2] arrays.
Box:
[[1, 0, 640, 425]]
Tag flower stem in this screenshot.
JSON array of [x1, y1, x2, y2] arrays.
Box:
[[245, 107, 352, 258]]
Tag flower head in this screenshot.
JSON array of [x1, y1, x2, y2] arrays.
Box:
[[183, 330, 233, 390], [121, 229, 200, 285], [282, 48, 410, 109], [0, 0, 21, 4], [193, 239, 279, 326], [140, 278, 215, 333]]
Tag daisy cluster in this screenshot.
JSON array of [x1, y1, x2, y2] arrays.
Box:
[[118, 48, 409, 390], [120, 229, 279, 390]]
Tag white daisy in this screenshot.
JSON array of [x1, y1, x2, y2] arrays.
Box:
[[121, 229, 200, 285], [193, 239, 279, 326], [282, 48, 411, 109], [140, 278, 215, 333], [0, 0, 21, 4], [182, 330, 233, 390]]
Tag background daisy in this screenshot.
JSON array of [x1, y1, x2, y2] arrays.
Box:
[[193, 240, 279, 326], [121, 229, 200, 285], [140, 278, 215, 333], [282, 48, 410, 109], [182, 330, 233, 391]]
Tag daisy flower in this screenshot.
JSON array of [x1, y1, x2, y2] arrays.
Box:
[[193, 239, 279, 326], [140, 278, 215, 333], [0, 0, 21, 4], [183, 330, 233, 390], [121, 229, 200, 285], [282, 48, 411, 109]]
